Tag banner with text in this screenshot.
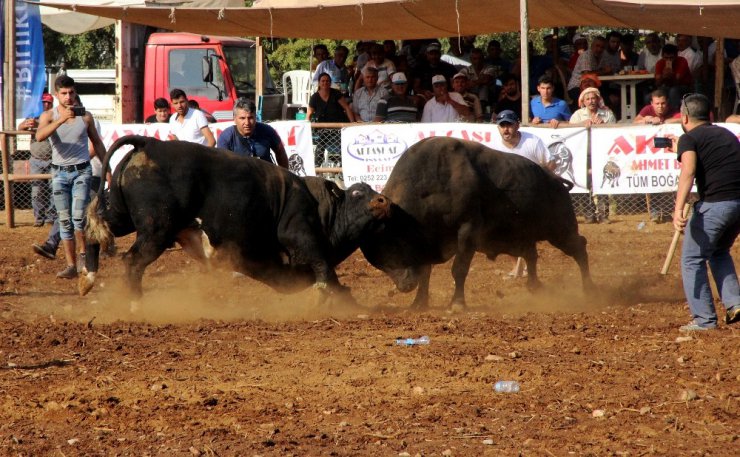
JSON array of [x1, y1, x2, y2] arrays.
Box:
[[98, 121, 315, 176], [15, 0, 46, 119], [341, 123, 589, 193], [591, 123, 740, 194]]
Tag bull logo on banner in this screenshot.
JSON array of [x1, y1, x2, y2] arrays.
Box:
[[548, 135, 584, 188]]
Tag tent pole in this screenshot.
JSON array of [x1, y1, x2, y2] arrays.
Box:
[[3, 0, 16, 130], [520, 0, 530, 123], [256, 36, 264, 100], [714, 37, 724, 120]]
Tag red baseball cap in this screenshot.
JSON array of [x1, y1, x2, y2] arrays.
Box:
[[41, 93, 53, 103]]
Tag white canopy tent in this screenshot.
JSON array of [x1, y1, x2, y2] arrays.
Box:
[[29, 0, 740, 121], [31, 0, 740, 40], [38, 0, 244, 35]]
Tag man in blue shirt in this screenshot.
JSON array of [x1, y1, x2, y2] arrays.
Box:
[[217, 99, 289, 168], [530, 75, 571, 128]]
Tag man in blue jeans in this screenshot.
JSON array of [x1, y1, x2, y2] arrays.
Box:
[[673, 93, 740, 331], [35, 75, 106, 279]]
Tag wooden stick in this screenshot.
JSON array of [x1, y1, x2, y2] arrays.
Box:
[[660, 203, 691, 275]]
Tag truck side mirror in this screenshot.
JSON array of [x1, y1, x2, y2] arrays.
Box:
[[202, 55, 213, 83]]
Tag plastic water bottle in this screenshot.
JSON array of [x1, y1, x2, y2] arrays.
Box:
[[494, 381, 520, 393], [636, 221, 646, 231], [395, 336, 430, 346], [320, 150, 333, 179]]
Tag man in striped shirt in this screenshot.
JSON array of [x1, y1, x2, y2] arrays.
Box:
[[374, 72, 420, 123]]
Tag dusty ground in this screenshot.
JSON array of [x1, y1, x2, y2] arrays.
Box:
[[0, 209, 738, 456]]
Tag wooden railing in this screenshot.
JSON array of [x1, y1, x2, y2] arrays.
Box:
[[1, 130, 52, 227]]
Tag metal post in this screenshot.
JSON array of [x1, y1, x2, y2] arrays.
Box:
[[1, 132, 14, 227], [3, 0, 17, 131], [519, 0, 530, 123]]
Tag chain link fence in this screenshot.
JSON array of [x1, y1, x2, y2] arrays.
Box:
[[2, 127, 674, 225], [309, 125, 675, 221], [1, 135, 55, 224]]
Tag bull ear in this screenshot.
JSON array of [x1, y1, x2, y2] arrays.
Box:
[[324, 179, 344, 199]]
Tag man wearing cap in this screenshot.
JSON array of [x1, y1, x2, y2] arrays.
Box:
[[493, 110, 554, 169], [451, 72, 484, 122], [569, 87, 616, 127], [19, 93, 55, 227], [493, 109, 554, 278], [352, 67, 389, 122], [374, 72, 420, 123], [413, 42, 458, 100], [421, 75, 472, 123]]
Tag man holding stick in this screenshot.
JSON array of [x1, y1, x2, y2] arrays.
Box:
[[672, 93, 740, 332]]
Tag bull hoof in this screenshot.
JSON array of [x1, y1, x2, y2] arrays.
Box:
[[526, 280, 544, 292], [448, 302, 466, 314], [410, 299, 429, 310], [78, 271, 95, 297]]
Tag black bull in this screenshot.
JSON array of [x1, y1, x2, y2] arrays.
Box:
[[360, 137, 594, 308], [86, 135, 390, 298]]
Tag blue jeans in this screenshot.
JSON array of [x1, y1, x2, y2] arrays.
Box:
[[681, 200, 740, 327], [30, 157, 55, 223], [52, 165, 92, 241]]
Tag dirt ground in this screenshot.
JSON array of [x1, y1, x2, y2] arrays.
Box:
[[0, 209, 738, 456]]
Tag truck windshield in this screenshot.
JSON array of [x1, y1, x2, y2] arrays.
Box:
[[168, 48, 225, 100], [222, 45, 256, 98]]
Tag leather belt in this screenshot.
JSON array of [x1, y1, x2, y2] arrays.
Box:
[[51, 161, 90, 172]]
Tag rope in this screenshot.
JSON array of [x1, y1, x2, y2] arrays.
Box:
[[455, 0, 461, 42]]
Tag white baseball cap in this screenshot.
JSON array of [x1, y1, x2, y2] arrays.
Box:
[[391, 72, 407, 84], [431, 74, 446, 85]]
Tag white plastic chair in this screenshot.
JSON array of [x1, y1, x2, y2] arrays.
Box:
[[281, 70, 312, 119]]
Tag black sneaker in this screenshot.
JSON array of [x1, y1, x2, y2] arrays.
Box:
[[584, 215, 597, 224], [32, 243, 56, 260], [726, 307, 740, 325], [56, 265, 78, 279]]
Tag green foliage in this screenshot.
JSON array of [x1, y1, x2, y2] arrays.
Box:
[[263, 38, 357, 82], [42, 25, 115, 69]]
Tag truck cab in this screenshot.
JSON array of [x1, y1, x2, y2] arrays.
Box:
[[143, 32, 272, 122]]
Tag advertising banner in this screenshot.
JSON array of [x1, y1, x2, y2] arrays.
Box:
[[98, 121, 315, 176], [15, 0, 46, 119], [341, 123, 589, 193]]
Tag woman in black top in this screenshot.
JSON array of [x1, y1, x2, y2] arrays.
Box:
[[307, 73, 356, 123]]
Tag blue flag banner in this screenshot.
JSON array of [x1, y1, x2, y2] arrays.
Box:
[[15, 0, 46, 119]]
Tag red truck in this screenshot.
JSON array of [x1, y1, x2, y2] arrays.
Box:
[[141, 32, 272, 122]]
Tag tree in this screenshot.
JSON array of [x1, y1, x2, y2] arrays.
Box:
[[42, 25, 115, 69]]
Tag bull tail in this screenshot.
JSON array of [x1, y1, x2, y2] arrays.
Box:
[[86, 196, 114, 251], [96, 135, 150, 203], [86, 135, 149, 248]]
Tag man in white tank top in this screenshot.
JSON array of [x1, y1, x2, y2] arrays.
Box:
[[35, 75, 106, 280]]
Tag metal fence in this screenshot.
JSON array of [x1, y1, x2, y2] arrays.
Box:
[[2, 126, 675, 227], [310, 124, 675, 221]]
